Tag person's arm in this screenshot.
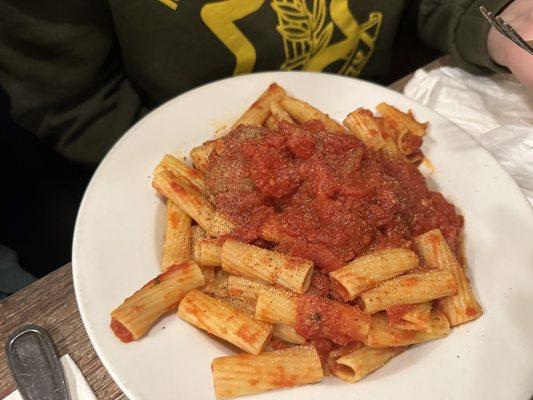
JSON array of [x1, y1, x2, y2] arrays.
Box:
[[0, 0, 145, 166], [417, 0, 513, 74]]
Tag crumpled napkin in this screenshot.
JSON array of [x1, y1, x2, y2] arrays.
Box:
[[4, 354, 96, 400], [404, 66, 533, 205]]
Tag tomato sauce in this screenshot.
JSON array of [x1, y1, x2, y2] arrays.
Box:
[[206, 120, 463, 268], [205, 120, 463, 344], [311, 338, 334, 366], [386, 304, 415, 325], [294, 295, 370, 345]]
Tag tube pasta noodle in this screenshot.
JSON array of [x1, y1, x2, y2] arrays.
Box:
[[343, 107, 409, 159], [265, 115, 279, 130], [152, 170, 214, 232], [220, 296, 257, 317], [331, 345, 406, 382], [381, 131, 403, 158], [199, 266, 216, 295], [190, 140, 216, 173], [330, 248, 419, 300], [213, 269, 230, 298], [178, 290, 273, 355], [255, 287, 297, 326], [161, 199, 192, 271], [415, 229, 483, 326], [270, 100, 294, 123], [209, 210, 235, 237], [255, 287, 370, 343], [376, 103, 427, 137], [360, 269, 458, 314], [272, 324, 306, 344], [390, 302, 433, 331], [231, 83, 286, 128], [152, 170, 234, 236], [280, 96, 344, 133], [190, 224, 208, 256], [191, 224, 208, 241], [212, 345, 323, 399], [227, 275, 267, 302], [343, 108, 387, 150], [110, 261, 204, 342], [365, 311, 450, 348], [154, 154, 206, 193], [402, 302, 432, 328], [221, 239, 314, 294], [193, 237, 222, 267], [188, 225, 216, 293], [112, 83, 483, 398]]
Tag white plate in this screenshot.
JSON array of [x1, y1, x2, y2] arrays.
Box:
[[73, 72, 533, 400]]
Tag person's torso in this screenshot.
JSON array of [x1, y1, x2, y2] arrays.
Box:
[[108, 0, 408, 102]]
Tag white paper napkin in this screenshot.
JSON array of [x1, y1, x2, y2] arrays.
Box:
[[4, 354, 97, 400], [403, 66, 533, 205]]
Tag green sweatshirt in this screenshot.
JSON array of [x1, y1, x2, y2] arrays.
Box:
[[0, 0, 510, 166]]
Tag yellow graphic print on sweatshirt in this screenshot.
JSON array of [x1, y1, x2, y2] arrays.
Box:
[[201, 0, 265, 75], [201, 0, 382, 77]]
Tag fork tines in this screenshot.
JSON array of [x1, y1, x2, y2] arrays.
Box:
[[479, 5, 533, 56]]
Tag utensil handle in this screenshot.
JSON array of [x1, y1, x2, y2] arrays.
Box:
[[5, 325, 71, 400]]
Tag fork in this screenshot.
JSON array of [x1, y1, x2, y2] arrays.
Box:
[[479, 5, 533, 55]]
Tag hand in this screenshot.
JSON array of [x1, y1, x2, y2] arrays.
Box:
[[486, 0, 533, 89]]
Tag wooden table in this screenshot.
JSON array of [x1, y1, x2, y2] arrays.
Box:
[[0, 55, 451, 399]]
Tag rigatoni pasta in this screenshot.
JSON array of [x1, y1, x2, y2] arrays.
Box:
[[152, 170, 215, 233], [254, 287, 297, 326], [359, 269, 458, 314], [272, 324, 306, 345], [270, 100, 294, 123], [178, 290, 272, 355], [280, 95, 344, 133], [343, 108, 387, 151], [389, 302, 433, 331], [376, 103, 427, 137], [112, 83, 483, 398], [154, 154, 206, 193], [227, 275, 266, 302], [365, 311, 450, 348], [254, 287, 370, 345], [212, 345, 323, 399], [192, 237, 222, 267], [190, 140, 216, 173], [330, 345, 406, 382], [161, 199, 191, 271], [265, 115, 280, 130], [231, 83, 286, 128], [152, 170, 234, 236], [415, 229, 483, 326], [208, 210, 235, 237], [221, 239, 314, 294], [110, 261, 204, 342], [330, 248, 419, 300]]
